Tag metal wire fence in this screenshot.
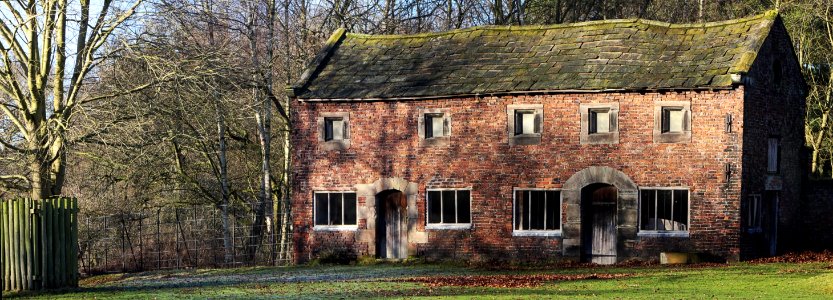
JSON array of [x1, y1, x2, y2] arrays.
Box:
[[78, 204, 292, 274]]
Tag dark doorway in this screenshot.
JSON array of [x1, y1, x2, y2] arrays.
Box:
[[376, 190, 408, 259], [762, 191, 779, 256], [581, 183, 618, 264]]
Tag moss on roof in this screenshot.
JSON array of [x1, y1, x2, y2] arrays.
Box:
[[292, 10, 778, 100]]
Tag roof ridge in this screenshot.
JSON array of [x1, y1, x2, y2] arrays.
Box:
[[346, 9, 778, 40]]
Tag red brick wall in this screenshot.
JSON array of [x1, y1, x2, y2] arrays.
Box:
[[291, 88, 747, 263]]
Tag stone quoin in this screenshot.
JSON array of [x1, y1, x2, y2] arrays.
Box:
[[287, 10, 807, 264]]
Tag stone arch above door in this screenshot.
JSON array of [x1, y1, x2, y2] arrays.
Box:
[[561, 166, 639, 260], [355, 178, 426, 257]]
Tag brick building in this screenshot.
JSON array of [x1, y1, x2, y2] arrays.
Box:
[[287, 11, 806, 264]]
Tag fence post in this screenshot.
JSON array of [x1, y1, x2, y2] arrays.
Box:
[[14, 199, 21, 290], [2, 200, 6, 290], [193, 204, 197, 268], [175, 208, 180, 269], [156, 209, 161, 270], [70, 198, 78, 286], [121, 216, 126, 272], [26, 199, 33, 290], [44, 200, 52, 288], [139, 208, 144, 270], [103, 216, 107, 273], [58, 198, 66, 287], [83, 217, 89, 277]]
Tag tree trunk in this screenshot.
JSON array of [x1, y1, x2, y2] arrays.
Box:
[[215, 99, 233, 264], [246, 0, 277, 263]]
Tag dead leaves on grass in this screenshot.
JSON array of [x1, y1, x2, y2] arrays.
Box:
[[396, 273, 631, 288], [748, 250, 833, 264]]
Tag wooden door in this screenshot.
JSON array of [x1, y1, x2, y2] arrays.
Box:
[[583, 185, 618, 265], [377, 191, 408, 259]]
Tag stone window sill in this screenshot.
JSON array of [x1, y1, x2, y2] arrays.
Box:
[[313, 225, 358, 232], [637, 231, 689, 238], [425, 223, 471, 230], [653, 132, 691, 144], [510, 134, 541, 145], [320, 139, 351, 151], [583, 132, 619, 144], [512, 230, 562, 237], [421, 136, 451, 146]]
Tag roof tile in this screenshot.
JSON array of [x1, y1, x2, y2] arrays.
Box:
[[293, 11, 778, 99]]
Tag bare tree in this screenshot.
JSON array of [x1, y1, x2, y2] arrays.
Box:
[[0, 0, 145, 199]]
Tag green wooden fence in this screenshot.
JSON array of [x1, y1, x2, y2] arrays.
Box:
[[1, 198, 79, 291]]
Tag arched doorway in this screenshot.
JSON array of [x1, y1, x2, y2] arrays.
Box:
[[561, 166, 638, 264], [581, 183, 618, 264], [376, 189, 408, 259]]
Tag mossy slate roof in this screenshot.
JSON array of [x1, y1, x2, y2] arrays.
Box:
[[292, 11, 778, 100]]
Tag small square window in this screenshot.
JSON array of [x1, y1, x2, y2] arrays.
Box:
[[425, 114, 445, 138], [580, 103, 618, 144], [324, 117, 344, 141], [419, 109, 451, 145], [515, 110, 537, 135], [589, 109, 610, 134], [661, 107, 684, 133], [318, 112, 350, 150], [507, 104, 542, 145], [653, 101, 690, 143]]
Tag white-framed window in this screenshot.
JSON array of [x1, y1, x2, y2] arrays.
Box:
[[418, 108, 451, 146], [652, 101, 691, 143], [580, 102, 619, 144], [589, 108, 610, 133], [424, 113, 447, 138], [314, 192, 357, 230], [514, 110, 539, 135], [317, 112, 350, 150], [661, 107, 685, 133], [747, 194, 762, 233], [767, 137, 780, 174], [506, 104, 543, 145], [324, 117, 345, 141], [426, 189, 471, 230], [513, 189, 561, 236], [638, 188, 689, 237]]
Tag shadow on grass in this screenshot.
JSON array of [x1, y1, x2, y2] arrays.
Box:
[[2, 262, 828, 299]]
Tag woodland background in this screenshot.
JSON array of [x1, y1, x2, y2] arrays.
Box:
[[1, 0, 831, 265]]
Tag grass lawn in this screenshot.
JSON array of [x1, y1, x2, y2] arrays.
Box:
[[3, 261, 832, 299]]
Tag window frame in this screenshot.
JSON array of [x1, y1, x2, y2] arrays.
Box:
[[506, 104, 543, 145], [425, 188, 472, 230], [589, 108, 609, 134], [746, 194, 763, 233], [317, 112, 351, 151], [313, 191, 359, 231], [417, 108, 452, 146], [324, 117, 345, 141], [661, 107, 685, 133], [512, 188, 563, 237], [767, 137, 780, 174], [637, 187, 690, 237], [580, 102, 619, 144], [652, 101, 691, 143]]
